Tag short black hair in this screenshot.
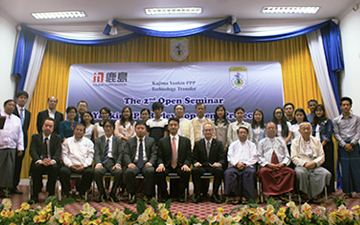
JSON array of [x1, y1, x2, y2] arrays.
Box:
[[234, 107, 245, 115], [66, 106, 77, 114], [141, 108, 150, 114], [47, 96, 58, 103], [174, 104, 185, 111], [15, 91, 29, 99], [168, 117, 179, 125], [283, 102, 294, 110], [237, 126, 248, 134], [74, 123, 86, 131], [77, 100, 88, 107], [152, 102, 164, 111], [195, 102, 205, 109], [103, 119, 115, 129], [308, 99, 318, 105], [135, 120, 147, 128], [340, 97, 352, 106], [41, 117, 55, 128], [3, 99, 15, 107], [100, 107, 111, 114]]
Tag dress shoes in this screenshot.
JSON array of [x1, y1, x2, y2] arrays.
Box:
[[193, 194, 202, 203], [28, 196, 39, 204], [109, 193, 120, 202], [210, 194, 222, 203], [129, 194, 136, 204], [178, 194, 186, 203], [11, 188, 23, 195], [97, 194, 107, 202]]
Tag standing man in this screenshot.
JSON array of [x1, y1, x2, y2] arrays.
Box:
[[156, 117, 192, 203], [192, 123, 225, 203], [12, 91, 31, 194], [291, 122, 331, 202], [37, 96, 64, 134], [224, 126, 257, 204], [306, 99, 318, 124], [74, 100, 88, 122], [333, 97, 360, 197], [59, 124, 94, 199], [28, 118, 61, 204], [284, 103, 296, 124], [146, 102, 168, 145], [174, 104, 194, 148], [0, 100, 23, 197], [257, 122, 295, 196], [94, 119, 123, 202], [191, 103, 215, 142], [124, 120, 157, 204]]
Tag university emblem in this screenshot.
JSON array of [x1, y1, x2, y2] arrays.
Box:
[[170, 38, 189, 61], [229, 67, 248, 90]]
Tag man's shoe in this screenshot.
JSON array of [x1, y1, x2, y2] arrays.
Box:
[[109, 193, 120, 202], [97, 194, 107, 202], [178, 194, 185, 203], [129, 194, 136, 204], [11, 188, 23, 195], [28, 196, 38, 204], [210, 194, 222, 203], [193, 194, 202, 203]]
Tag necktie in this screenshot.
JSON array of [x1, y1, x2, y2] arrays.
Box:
[[42, 137, 48, 159], [103, 139, 109, 165], [137, 139, 144, 169], [171, 137, 177, 169], [271, 151, 279, 164], [20, 108, 24, 126], [206, 141, 211, 158]]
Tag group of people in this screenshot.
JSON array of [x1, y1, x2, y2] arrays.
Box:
[[0, 92, 359, 205]]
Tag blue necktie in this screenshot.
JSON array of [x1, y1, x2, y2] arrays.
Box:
[[138, 139, 144, 169], [103, 139, 109, 165], [20, 108, 24, 126]]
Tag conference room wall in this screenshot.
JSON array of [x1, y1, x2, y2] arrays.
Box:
[[0, 12, 17, 112]]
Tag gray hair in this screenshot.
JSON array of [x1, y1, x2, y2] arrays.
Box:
[[203, 123, 215, 131], [299, 122, 312, 131]]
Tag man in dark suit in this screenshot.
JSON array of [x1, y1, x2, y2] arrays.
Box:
[[12, 91, 31, 194], [124, 120, 157, 204], [94, 119, 123, 202], [156, 117, 192, 203], [37, 96, 64, 135], [74, 100, 88, 122], [28, 117, 61, 204], [192, 123, 225, 203]]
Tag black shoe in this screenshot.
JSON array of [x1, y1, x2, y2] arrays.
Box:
[[129, 194, 136, 204], [97, 194, 107, 202], [11, 188, 23, 195], [178, 194, 185, 203], [210, 194, 222, 203], [28, 196, 38, 204], [109, 193, 120, 202], [193, 194, 202, 203]]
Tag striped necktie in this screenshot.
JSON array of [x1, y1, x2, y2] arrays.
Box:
[[103, 139, 109, 165]]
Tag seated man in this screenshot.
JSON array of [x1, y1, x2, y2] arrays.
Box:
[[28, 117, 61, 204], [156, 117, 192, 203], [124, 120, 157, 204], [291, 122, 331, 202], [257, 122, 295, 196], [59, 123, 94, 199], [94, 119, 123, 202], [224, 126, 257, 204], [192, 123, 225, 203]]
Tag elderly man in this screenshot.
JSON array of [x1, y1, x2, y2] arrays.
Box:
[[192, 123, 225, 203], [94, 119, 123, 202], [37, 96, 64, 134], [257, 122, 295, 196], [0, 99, 23, 197], [333, 97, 360, 197], [59, 123, 94, 199], [28, 117, 61, 204], [224, 126, 257, 204], [174, 104, 194, 148], [291, 122, 331, 202], [124, 120, 157, 204]]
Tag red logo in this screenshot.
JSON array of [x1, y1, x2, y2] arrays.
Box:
[[93, 72, 104, 83]]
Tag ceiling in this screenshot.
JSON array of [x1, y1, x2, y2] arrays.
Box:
[[0, 0, 358, 26]]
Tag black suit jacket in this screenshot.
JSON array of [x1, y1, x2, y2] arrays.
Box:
[[192, 138, 226, 167], [37, 110, 64, 134], [157, 135, 192, 168], [13, 106, 31, 149], [124, 136, 157, 167], [94, 135, 123, 166], [29, 133, 62, 170]]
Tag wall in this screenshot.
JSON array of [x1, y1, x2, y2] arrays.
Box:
[[0, 12, 17, 112], [339, 6, 360, 114]]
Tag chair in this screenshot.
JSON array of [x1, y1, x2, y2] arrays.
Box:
[[28, 173, 61, 201], [258, 177, 292, 203], [58, 173, 91, 201], [156, 173, 188, 202], [200, 172, 223, 198]]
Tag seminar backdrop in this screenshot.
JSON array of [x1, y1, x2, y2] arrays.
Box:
[[67, 61, 283, 122]]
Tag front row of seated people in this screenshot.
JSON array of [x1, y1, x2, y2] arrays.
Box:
[[28, 116, 331, 204]]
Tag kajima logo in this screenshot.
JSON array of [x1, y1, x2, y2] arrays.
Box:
[[93, 72, 128, 83]]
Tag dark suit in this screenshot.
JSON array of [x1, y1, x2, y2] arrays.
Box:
[[37, 110, 64, 135], [13, 106, 31, 188], [192, 138, 225, 196], [29, 133, 61, 197], [94, 135, 123, 195], [124, 136, 157, 196], [156, 135, 192, 197]]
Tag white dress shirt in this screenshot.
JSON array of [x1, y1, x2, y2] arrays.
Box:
[[0, 112, 24, 150], [227, 139, 257, 167], [62, 136, 94, 167]]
